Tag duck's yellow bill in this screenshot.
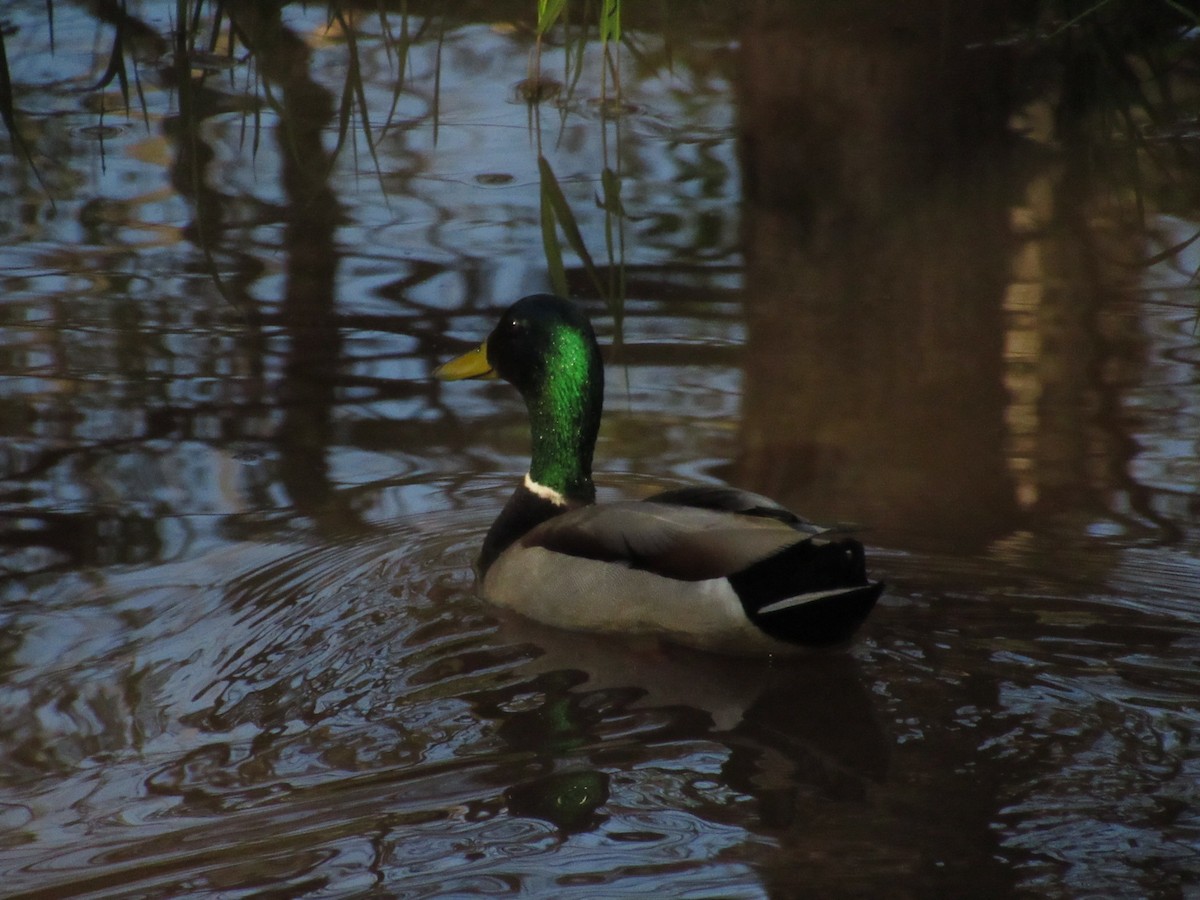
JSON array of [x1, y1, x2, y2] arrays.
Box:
[[434, 341, 496, 380]]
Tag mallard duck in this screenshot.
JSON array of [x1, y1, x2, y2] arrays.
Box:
[[435, 294, 883, 654]]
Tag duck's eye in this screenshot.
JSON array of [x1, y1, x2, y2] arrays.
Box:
[[500, 318, 527, 343]]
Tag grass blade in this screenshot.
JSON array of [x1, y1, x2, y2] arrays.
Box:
[[537, 0, 568, 36], [599, 0, 620, 46], [540, 168, 569, 297], [538, 155, 606, 300], [0, 27, 54, 203]]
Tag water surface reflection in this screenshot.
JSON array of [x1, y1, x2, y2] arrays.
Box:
[[1, 1, 1199, 897]]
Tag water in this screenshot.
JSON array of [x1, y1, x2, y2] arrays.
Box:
[[2, 2, 1199, 897]]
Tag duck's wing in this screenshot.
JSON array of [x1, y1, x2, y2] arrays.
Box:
[[642, 485, 826, 534], [518, 501, 802, 581]]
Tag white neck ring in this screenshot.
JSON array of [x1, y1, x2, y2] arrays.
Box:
[[524, 473, 568, 506]]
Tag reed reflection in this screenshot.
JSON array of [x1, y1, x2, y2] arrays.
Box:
[[733, 4, 1200, 895], [226, 6, 351, 533], [735, 3, 1021, 894], [734, 1, 1019, 555]]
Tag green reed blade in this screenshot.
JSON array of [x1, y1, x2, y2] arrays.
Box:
[[599, 0, 621, 46], [537, 0, 569, 36], [539, 155, 606, 300], [540, 172, 569, 297]]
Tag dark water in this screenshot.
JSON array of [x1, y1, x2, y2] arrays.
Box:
[[2, 2, 1199, 897]]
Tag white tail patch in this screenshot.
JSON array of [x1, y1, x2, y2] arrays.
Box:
[[756, 586, 865, 616]]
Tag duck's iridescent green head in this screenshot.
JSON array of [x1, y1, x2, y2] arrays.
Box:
[[435, 294, 605, 502]]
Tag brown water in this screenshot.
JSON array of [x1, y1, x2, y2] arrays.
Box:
[[2, 2, 1199, 897]]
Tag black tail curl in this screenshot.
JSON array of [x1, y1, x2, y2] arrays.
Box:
[[728, 538, 883, 647]]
